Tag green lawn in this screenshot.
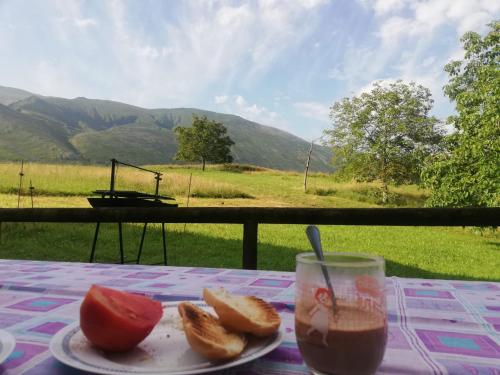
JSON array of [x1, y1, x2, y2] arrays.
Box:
[[0, 162, 498, 281]]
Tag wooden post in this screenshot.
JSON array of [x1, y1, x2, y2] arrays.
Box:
[[242, 221, 258, 270], [154, 173, 162, 198], [303, 140, 314, 193], [110, 159, 116, 194], [183, 173, 193, 233]]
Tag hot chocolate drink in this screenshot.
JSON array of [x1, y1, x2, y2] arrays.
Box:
[[295, 304, 387, 375]]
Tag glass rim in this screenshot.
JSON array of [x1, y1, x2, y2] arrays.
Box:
[[296, 252, 385, 268]]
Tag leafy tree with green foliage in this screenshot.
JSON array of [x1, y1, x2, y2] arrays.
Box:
[[174, 115, 234, 171], [422, 21, 499, 207], [325, 80, 444, 203]]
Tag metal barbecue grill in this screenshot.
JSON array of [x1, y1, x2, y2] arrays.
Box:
[[88, 159, 178, 265]]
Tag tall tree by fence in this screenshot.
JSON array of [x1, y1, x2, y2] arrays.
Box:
[[325, 80, 444, 203], [422, 21, 500, 207]]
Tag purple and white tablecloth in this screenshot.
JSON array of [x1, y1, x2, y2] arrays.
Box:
[[0, 259, 498, 374]]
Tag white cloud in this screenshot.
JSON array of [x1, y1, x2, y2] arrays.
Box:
[[32, 60, 82, 98], [377, 0, 498, 44], [273, 93, 290, 103], [0, 0, 329, 108], [354, 0, 500, 52], [481, 0, 500, 13], [2, 0, 496, 141], [374, 0, 406, 16], [418, 0, 497, 34], [294, 102, 330, 122], [355, 79, 396, 96], [214, 95, 228, 104], [327, 67, 345, 80], [447, 47, 465, 63], [297, 0, 330, 9], [234, 95, 267, 118], [357, 0, 406, 15], [216, 4, 253, 27], [136, 46, 173, 60], [245, 0, 328, 79], [235, 95, 247, 107], [327, 46, 378, 89], [421, 56, 436, 68], [50, 2, 98, 44], [99, 0, 329, 107], [377, 16, 412, 44], [214, 94, 290, 131], [74, 18, 97, 28], [334, 0, 498, 118]]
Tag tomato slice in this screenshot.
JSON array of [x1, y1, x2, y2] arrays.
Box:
[[80, 285, 163, 352]]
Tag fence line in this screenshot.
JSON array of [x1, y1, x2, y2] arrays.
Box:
[[0, 207, 498, 269]]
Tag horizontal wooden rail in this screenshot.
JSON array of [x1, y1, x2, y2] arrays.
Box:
[[0, 207, 498, 226], [0, 207, 498, 270]]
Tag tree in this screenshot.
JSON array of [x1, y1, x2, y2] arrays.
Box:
[[324, 80, 444, 203], [422, 21, 500, 207], [174, 115, 234, 171]]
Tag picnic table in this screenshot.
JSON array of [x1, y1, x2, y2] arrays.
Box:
[[0, 259, 498, 374]]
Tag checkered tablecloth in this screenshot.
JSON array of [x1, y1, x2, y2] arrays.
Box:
[[0, 259, 498, 374]]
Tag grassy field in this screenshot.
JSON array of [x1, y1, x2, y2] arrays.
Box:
[[0, 162, 498, 281]]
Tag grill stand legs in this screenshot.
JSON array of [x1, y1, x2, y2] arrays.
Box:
[[162, 223, 167, 266], [118, 222, 124, 264], [136, 223, 148, 264], [90, 222, 167, 266], [89, 222, 100, 263]]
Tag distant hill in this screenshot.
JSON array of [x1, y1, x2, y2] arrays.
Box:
[[0, 85, 332, 171], [0, 103, 80, 161], [0, 85, 36, 106]]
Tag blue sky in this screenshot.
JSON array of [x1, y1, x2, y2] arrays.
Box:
[[0, 0, 498, 140]]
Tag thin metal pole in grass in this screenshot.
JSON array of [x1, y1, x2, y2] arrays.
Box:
[[183, 173, 193, 233], [17, 160, 24, 208], [29, 179, 36, 228], [304, 140, 313, 193], [29, 180, 35, 208]]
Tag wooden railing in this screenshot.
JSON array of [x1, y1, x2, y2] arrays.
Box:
[[0, 207, 498, 269]]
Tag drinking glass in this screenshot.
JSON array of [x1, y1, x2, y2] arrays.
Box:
[[295, 252, 387, 375]]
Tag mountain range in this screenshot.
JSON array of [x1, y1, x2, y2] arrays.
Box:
[[0, 85, 332, 171]]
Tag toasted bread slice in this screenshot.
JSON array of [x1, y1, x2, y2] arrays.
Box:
[[203, 288, 281, 337], [178, 302, 247, 361]]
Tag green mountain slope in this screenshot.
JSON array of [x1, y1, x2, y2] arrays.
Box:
[[70, 126, 177, 164], [0, 104, 80, 161], [0, 85, 332, 171]]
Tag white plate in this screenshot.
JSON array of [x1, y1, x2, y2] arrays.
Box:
[[50, 301, 283, 375], [0, 329, 16, 364]]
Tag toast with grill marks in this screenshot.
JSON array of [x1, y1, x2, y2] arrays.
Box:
[[203, 288, 281, 337], [178, 302, 247, 360]]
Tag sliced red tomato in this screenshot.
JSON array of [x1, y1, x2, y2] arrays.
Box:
[[80, 285, 163, 352]]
